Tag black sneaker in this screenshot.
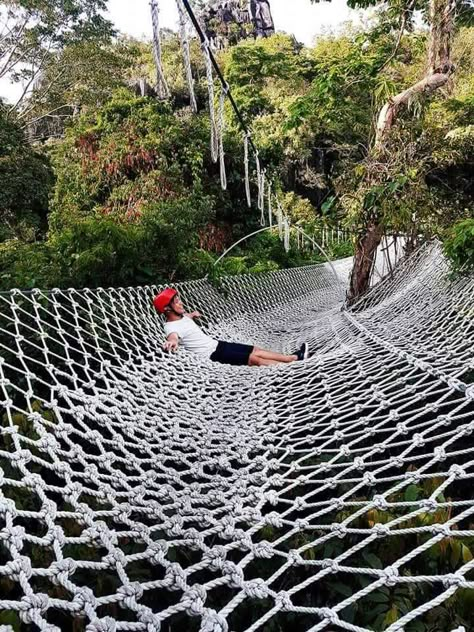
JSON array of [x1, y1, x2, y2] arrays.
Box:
[[296, 342, 309, 361]]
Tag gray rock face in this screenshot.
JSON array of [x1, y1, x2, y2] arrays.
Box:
[[200, 0, 274, 47], [249, 0, 275, 38]]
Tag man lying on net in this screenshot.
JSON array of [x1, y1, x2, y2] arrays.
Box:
[[154, 288, 309, 367]]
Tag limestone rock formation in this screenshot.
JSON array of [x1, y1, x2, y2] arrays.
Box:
[[200, 0, 275, 48]]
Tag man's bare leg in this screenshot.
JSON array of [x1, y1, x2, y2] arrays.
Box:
[[248, 354, 283, 367], [253, 347, 298, 363]]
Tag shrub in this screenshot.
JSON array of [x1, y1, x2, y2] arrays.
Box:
[[444, 218, 474, 271]]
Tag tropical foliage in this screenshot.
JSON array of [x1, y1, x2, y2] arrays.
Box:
[[0, 3, 472, 291]]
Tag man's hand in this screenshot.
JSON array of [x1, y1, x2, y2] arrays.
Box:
[[163, 337, 179, 353], [187, 311, 202, 319]]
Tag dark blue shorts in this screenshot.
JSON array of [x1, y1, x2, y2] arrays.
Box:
[[210, 341, 254, 366]]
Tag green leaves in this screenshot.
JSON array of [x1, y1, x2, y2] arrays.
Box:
[[363, 550, 383, 569], [1, 0, 115, 112], [404, 484, 421, 502], [444, 219, 474, 271], [0, 106, 54, 241]]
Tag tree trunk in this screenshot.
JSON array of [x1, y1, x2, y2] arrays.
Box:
[[347, 0, 456, 304], [348, 222, 384, 304]]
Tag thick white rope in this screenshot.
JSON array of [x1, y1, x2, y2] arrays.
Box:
[[176, 0, 198, 112], [150, 0, 170, 99], [259, 168, 266, 226], [284, 216, 290, 251], [217, 85, 228, 190], [244, 134, 251, 207], [202, 40, 219, 163], [267, 182, 273, 228], [277, 201, 284, 239]]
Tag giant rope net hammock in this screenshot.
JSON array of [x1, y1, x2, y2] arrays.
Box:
[[0, 240, 473, 631]]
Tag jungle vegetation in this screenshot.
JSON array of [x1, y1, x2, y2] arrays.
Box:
[[0, 0, 472, 293]]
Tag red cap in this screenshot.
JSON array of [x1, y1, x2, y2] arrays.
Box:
[[153, 288, 178, 314]]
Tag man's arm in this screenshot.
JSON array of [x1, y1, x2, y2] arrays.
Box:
[[163, 333, 179, 353], [184, 310, 202, 319]]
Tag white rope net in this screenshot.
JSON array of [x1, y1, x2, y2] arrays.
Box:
[[0, 241, 473, 632]]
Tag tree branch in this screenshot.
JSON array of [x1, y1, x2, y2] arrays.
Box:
[[376, 2, 413, 74], [0, 17, 30, 78], [17, 68, 70, 121], [375, 72, 450, 146], [19, 102, 73, 128], [7, 43, 53, 113]]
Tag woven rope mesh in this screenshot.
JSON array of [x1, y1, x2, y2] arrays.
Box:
[[0, 241, 473, 632]]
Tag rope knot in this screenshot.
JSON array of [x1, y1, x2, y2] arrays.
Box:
[[244, 578, 269, 600], [199, 609, 228, 632], [5, 556, 32, 581], [372, 495, 388, 511], [396, 422, 408, 434], [413, 433, 425, 447], [104, 547, 127, 568], [265, 512, 283, 528], [363, 472, 377, 487], [118, 582, 144, 609], [86, 617, 117, 632], [72, 587, 97, 614], [448, 378, 463, 391], [295, 518, 310, 531], [275, 590, 293, 611], [86, 521, 117, 548], [51, 558, 77, 585], [421, 498, 438, 512], [373, 523, 390, 537], [339, 444, 351, 457], [182, 584, 207, 617], [449, 464, 466, 478], [222, 561, 245, 588], [443, 574, 466, 589], [353, 457, 365, 470], [4, 524, 25, 550], [48, 525, 66, 546], [163, 514, 184, 536], [390, 456, 405, 468], [318, 607, 338, 624], [185, 527, 204, 551], [202, 546, 227, 571], [432, 523, 451, 537], [293, 497, 307, 511], [165, 563, 188, 592], [331, 523, 347, 538], [253, 541, 274, 559], [434, 446, 447, 461], [38, 433, 59, 451], [220, 516, 236, 539], [404, 471, 420, 484], [287, 550, 304, 566], [265, 490, 279, 506], [149, 540, 169, 565], [0, 497, 18, 517], [12, 449, 32, 464], [20, 593, 49, 624], [139, 610, 162, 632], [382, 566, 399, 586]]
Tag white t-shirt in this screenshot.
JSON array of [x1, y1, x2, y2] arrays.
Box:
[[164, 316, 218, 358]]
